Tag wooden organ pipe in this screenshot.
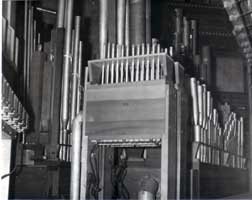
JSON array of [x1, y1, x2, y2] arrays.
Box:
[[100, 0, 108, 58], [130, 0, 146, 45]]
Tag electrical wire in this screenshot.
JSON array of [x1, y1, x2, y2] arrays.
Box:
[[110, 151, 130, 199], [87, 144, 101, 199]]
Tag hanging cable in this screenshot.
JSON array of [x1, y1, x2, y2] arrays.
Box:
[[110, 149, 130, 199], [87, 144, 101, 199]]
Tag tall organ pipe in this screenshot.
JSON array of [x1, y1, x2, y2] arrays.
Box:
[[130, 0, 146, 45], [100, 0, 108, 58], [175, 9, 182, 54], [190, 20, 198, 56], [70, 111, 83, 200], [62, 0, 74, 130], [117, 0, 126, 45], [24, 0, 28, 96], [145, 0, 151, 44], [200, 46, 211, 86], [27, 6, 32, 91], [57, 0, 65, 28], [125, 0, 130, 46], [71, 16, 81, 122], [76, 41, 83, 113], [190, 78, 198, 125]]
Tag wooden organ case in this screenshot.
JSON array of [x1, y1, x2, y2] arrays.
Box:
[[79, 52, 188, 199]]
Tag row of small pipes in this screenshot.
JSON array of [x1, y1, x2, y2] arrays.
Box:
[[2, 77, 29, 134], [59, 15, 83, 162], [99, 42, 170, 84], [190, 78, 245, 168], [223, 112, 244, 156]]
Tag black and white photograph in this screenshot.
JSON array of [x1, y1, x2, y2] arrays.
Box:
[[1, 0, 252, 199]]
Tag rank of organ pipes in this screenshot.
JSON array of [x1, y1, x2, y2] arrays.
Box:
[[190, 78, 245, 168], [92, 42, 172, 85]]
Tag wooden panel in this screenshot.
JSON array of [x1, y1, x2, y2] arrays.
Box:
[[13, 166, 49, 199], [87, 80, 166, 101], [87, 99, 165, 122], [86, 120, 165, 138], [199, 163, 248, 198], [161, 85, 177, 199]]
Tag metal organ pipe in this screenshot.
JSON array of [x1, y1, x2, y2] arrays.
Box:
[[175, 9, 182, 54], [117, 0, 126, 45], [27, 6, 32, 91], [190, 20, 198, 56], [57, 0, 65, 28], [100, 0, 108, 58], [70, 111, 83, 200], [145, 0, 151, 44], [24, 0, 28, 96], [71, 16, 81, 122], [62, 0, 74, 130], [130, 0, 146, 45], [201, 46, 211, 86], [125, 0, 130, 46], [76, 41, 83, 113], [183, 17, 189, 49]]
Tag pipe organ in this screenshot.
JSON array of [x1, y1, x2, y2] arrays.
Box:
[[78, 50, 181, 199], [2, 0, 251, 199]]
